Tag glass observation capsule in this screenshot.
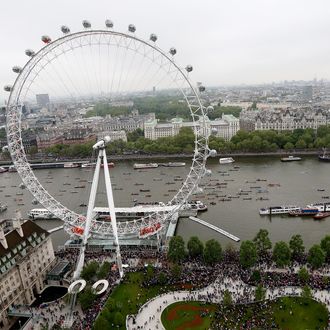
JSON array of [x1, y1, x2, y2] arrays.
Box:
[[4, 85, 12, 92], [82, 20, 91, 29], [128, 24, 136, 33], [185, 65, 193, 72], [105, 19, 113, 28], [150, 34, 157, 42], [12, 66, 22, 74], [41, 35, 51, 44], [61, 26, 70, 34], [169, 47, 177, 56], [25, 49, 35, 57]]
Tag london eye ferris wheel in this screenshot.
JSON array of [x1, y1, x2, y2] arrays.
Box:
[[4, 20, 217, 242]]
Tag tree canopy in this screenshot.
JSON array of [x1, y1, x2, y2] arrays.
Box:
[[253, 229, 272, 256], [239, 240, 257, 268], [308, 244, 326, 269], [273, 241, 291, 267], [204, 239, 222, 265], [187, 236, 204, 258], [168, 236, 185, 263]]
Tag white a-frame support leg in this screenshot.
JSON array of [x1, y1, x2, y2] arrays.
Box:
[[102, 148, 123, 278]]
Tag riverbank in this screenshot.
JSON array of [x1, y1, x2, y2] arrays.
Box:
[[0, 149, 323, 165]]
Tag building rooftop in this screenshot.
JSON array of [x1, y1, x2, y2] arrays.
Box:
[[0, 220, 49, 275]]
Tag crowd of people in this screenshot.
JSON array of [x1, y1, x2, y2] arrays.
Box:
[[23, 246, 330, 329]]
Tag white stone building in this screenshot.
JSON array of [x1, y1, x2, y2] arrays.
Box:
[[240, 107, 330, 132], [0, 220, 55, 328], [144, 114, 240, 141], [97, 130, 127, 142]]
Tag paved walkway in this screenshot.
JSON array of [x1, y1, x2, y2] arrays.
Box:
[[126, 276, 330, 330]]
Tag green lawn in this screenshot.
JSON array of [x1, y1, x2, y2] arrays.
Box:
[[161, 301, 216, 330], [273, 297, 328, 330], [216, 297, 328, 330]]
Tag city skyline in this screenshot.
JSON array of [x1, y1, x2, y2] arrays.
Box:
[[1, 0, 330, 104]]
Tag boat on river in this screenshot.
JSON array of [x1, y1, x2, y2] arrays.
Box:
[[314, 212, 330, 220], [289, 208, 319, 216], [306, 202, 330, 212], [219, 157, 235, 164], [133, 163, 158, 169], [0, 203, 7, 213], [64, 162, 79, 168], [259, 205, 300, 215], [28, 208, 56, 220], [318, 149, 330, 162], [281, 156, 301, 162], [160, 162, 186, 167]]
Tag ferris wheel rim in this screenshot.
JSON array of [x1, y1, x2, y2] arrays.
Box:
[[6, 27, 209, 239]]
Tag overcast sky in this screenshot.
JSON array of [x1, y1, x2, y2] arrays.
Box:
[[1, 0, 330, 104]]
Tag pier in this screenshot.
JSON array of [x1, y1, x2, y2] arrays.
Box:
[[188, 216, 240, 242]]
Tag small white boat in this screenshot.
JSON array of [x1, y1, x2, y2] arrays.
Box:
[[64, 162, 79, 168], [0, 203, 7, 213], [219, 157, 235, 164]]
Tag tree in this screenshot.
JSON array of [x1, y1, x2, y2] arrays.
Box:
[[301, 285, 312, 299], [320, 235, 330, 260], [171, 263, 182, 280], [145, 264, 154, 281], [78, 287, 97, 310], [168, 236, 185, 263], [289, 234, 305, 259], [273, 241, 291, 267], [81, 261, 99, 282], [308, 244, 325, 269], [284, 142, 294, 150], [158, 271, 168, 285], [253, 229, 272, 255], [187, 236, 204, 258], [298, 267, 310, 284], [97, 261, 111, 279], [222, 289, 232, 307], [204, 239, 222, 265], [255, 284, 266, 301], [239, 240, 257, 268]]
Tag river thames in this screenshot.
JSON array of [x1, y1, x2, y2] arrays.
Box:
[[1, 156, 329, 249]]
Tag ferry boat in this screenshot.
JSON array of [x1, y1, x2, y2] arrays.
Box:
[[306, 202, 330, 212], [28, 208, 56, 220], [219, 157, 235, 164], [281, 156, 302, 162], [133, 163, 158, 169], [0, 203, 7, 213], [63, 162, 79, 168], [259, 205, 300, 215], [318, 149, 330, 162], [288, 208, 319, 216]]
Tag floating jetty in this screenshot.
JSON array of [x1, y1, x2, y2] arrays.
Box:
[[189, 216, 240, 242]]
